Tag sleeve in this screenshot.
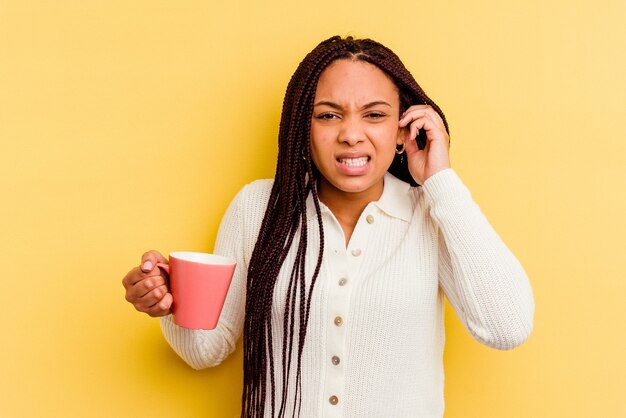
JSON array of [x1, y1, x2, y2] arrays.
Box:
[[159, 186, 249, 369], [423, 169, 535, 350]]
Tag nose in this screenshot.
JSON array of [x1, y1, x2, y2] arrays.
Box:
[[339, 117, 365, 146]]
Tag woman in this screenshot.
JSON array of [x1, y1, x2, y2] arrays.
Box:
[[122, 36, 534, 417]]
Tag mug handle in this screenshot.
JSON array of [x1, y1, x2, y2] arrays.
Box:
[[156, 262, 170, 274]]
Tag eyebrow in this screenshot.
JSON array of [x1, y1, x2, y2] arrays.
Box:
[[313, 100, 392, 110]]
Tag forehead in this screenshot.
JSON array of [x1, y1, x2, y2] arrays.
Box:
[[315, 59, 399, 103]]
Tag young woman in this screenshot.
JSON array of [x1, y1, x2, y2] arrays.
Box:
[[122, 36, 534, 418]]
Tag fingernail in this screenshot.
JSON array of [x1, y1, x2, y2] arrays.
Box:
[[142, 261, 153, 271]]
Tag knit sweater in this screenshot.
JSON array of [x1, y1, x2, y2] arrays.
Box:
[[160, 168, 535, 417]]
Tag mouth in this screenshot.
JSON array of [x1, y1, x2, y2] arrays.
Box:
[[337, 156, 370, 167]]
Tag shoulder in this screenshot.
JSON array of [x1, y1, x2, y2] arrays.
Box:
[[231, 178, 274, 221], [382, 172, 423, 203], [238, 178, 274, 202]]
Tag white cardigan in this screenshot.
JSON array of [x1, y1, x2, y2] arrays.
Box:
[[160, 169, 535, 417]]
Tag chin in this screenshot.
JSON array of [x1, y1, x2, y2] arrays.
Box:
[[327, 176, 382, 195]]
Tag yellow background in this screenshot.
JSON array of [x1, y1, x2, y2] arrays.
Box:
[[1, 1, 624, 417]]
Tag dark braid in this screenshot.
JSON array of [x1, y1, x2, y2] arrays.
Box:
[[242, 35, 448, 417]]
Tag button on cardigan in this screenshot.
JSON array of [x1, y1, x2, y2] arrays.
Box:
[[160, 169, 535, 418]]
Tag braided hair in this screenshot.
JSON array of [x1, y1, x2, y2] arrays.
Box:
[[242, 35, 449, 417]]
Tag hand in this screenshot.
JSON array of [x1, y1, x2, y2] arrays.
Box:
[[122, 250, 173, 317], [398, 105, 451, 185]]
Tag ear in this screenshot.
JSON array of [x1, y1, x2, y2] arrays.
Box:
[[396, 125, 406, 146]]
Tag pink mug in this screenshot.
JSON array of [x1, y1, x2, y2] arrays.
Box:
[[157, 252, 236, 330]]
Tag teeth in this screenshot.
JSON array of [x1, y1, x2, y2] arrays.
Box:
[[339, 157, 368, 167]]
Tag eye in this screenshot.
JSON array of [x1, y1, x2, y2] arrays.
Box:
[[316, 112, 339, 120], [366, 112, 387, 119]]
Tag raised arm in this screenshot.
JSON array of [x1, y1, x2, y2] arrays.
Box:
[[423, 169, 534, 350]]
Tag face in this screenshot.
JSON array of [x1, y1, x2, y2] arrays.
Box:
[[310, 59, 404, 203]]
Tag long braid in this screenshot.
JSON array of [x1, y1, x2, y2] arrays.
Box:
[[242, 35, 448, 418]]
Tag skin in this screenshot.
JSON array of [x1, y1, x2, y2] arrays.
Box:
[[123, 59, 451, 317], [310, 59, 451, 244], [123, 250, 172, 316]]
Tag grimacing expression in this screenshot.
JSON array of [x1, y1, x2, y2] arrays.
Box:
[[310, 59, 404, 200]]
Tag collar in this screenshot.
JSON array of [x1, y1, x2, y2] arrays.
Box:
[[305, 172, 414, 222]]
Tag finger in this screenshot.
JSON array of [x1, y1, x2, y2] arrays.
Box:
[[400, 110, 439, 130], [156, 292, 173, 312], [406, 114, 447, 145], [122, 266, 146, 287], [123, 258, 168, 288], [407, 118, 427, 143], [124, 273, 166, 303], [400, 104, 429, 120], [141, 250, 167, 272], [133, 274, 168, 298], [143, 292, 173, 317], [405, 133, 422, 155], [399, 110, 430, 130], [133, 285, 169, 312], [400, 106, 445, 130]]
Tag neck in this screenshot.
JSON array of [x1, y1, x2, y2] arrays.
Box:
[[317, 177, 384, 245]]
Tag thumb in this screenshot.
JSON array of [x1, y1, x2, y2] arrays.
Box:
[[405, 135, 422, 158], [141, 250, 167, 273]]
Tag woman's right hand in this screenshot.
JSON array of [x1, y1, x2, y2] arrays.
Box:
[[122, 250, 173, 317]]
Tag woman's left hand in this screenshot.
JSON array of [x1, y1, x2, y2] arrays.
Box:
[[398, 105, 451, 185]]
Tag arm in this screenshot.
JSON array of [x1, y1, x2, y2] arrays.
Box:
[[160, 187, 248, 369], [423, 169, 534, 350], [400, 104, 533, 349]]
